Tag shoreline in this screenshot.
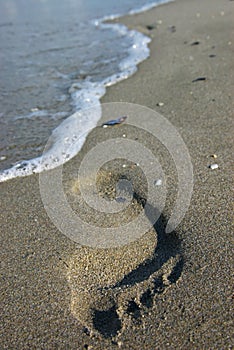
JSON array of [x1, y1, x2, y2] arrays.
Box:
[[1, 0, 233, 348], [0, 0, 168, 180]]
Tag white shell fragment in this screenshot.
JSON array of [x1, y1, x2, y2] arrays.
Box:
[[209, 164, 219, 170], [0, 156, 6, 161], [154, 179, 162, 186]]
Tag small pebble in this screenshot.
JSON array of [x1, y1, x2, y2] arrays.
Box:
[[211, 154, 218, 159], [192, 77, 206, 82], [0, 156, 6, 161], [146, 24, 156, 30], [122, 164, 127, 168], [157, 102, 164, 107], [30, 107, 39, 112], [122, 134, 126, 138], [168, 25, 176, 33], [209, 163, 219, 170], [191, 41, 200, 46], [154, 179, 162, 186]]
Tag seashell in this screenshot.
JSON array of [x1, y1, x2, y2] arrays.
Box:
[[209, 164, 219, 170], [154, 179, 162, 186]]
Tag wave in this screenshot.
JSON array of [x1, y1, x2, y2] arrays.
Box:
[[0, 0, 172, 182]]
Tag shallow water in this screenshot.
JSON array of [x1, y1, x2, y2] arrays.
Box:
[[0, 0, 170, 180]]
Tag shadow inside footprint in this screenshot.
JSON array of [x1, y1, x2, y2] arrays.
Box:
[[140, 289, 154, 308], [126, 300, 141, 321], [93, 305, 121, 338], [114, 208, 183, 289], [81, 193, 184, 338], [167, 257, 184, 284]]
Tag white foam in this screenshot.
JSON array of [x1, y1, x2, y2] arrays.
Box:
[[0, 0, 172, 183], [12, 109, 68, 121], [0, 106, 102, 182], [129, 0, 174, 15]]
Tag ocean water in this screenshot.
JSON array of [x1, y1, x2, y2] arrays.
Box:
[[0, 0, 170, 182]]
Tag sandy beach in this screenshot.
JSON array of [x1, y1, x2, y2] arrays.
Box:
[[0, 0, 233, 348]]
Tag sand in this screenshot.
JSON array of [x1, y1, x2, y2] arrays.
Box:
[[0, 0, 233, 348]]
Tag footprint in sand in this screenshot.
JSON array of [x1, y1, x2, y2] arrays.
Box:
[[65, 168, 184, 339], [66, 209, 183, 339]]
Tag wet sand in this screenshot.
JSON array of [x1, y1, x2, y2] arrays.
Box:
[[0, 0, 233, 348]]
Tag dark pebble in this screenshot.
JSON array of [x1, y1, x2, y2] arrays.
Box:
[[192, 77, 207, 82], [191, 41, 200, 46], [168, 25, 176, 33], [146, 24, 156, 30]]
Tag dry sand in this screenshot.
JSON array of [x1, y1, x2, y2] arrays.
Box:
[[0, 0, 233, 348]]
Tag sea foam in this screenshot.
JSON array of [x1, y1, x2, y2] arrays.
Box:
[[0, 0, 171, 182]]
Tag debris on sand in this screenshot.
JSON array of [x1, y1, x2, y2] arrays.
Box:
[[209, 164, 219, 170], [191, 41, 200, 46], [146, 23, 157, 31], [102, 116, 127, 128], [168, 25, 176, 33], [192, 77, 206, 82]]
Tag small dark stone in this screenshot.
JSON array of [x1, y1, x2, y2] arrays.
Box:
[[192, 77, 206, 82], [191, 41, 200, 46], [146, 24, 156, 30], [168, 25, 176, 33], [209, 54, 216, 58]]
